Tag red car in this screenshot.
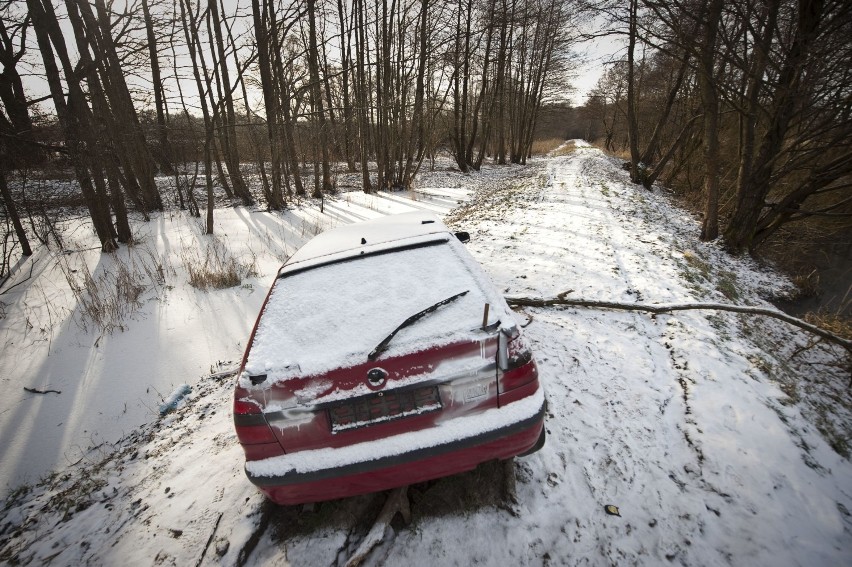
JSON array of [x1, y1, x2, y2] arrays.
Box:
[[234, 212, 545, 505]]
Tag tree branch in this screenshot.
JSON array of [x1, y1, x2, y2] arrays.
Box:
[[24, 387, 61, 395], [344, 486, 410, 567], [505, 294, 852, 353]]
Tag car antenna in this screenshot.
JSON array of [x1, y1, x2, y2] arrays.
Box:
[[481, 303, 490, 329]]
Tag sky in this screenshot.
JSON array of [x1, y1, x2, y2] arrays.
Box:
[[12, 2, 624, 115], [571, 33, 625, 105]]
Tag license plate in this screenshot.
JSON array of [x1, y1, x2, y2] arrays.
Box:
[[463, 382, 488, 402], [328, 385, 442, 432]]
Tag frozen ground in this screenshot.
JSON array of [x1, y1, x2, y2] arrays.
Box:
[[0, 143, 849, 566]]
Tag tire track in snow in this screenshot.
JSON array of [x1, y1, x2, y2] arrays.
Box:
[[468, 147, 775, 565], [450, 148, 712, 564]]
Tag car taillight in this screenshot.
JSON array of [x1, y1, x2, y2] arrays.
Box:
[[498, 326, 537, 392], [234, 397, 261, 415], [234, 384, 279, 445]]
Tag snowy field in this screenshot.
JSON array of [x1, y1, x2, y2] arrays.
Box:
[[0, 143, 849, 566]]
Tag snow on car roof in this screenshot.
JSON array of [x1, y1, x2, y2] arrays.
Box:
[[244, 236, 512, 384], [285, 211, 452, 268]]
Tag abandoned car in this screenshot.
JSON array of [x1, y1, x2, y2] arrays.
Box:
[[234, 212, 545, 505]]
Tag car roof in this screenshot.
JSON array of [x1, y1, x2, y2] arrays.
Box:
[[282, 212, 452, 273]]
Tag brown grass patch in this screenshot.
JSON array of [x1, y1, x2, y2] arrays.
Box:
[[803, 311, 852, 341], [182, 237, 257, 290], [530, 137, 567, 156], [61, 254, 148, 334]]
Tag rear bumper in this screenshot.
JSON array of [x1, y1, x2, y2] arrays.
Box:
[[245, 388, 545, 505]]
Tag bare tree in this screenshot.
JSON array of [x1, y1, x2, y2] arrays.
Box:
[[696, 0, 724, 241], [625, 0, 641, 183], [85, 0, 164, 213], [207, 0, 254, 205], [141, 0, 175, 175], [353, 0, 373, 192], [179, 0, 216, 233], [304, 0, 333, 196], [26, 0, 118, 251], [586, 0, 851, 256], [0, 7, 37, 258], [723, 0, 852, 253]]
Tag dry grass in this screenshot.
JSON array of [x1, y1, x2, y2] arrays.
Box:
[[606, 146, 631, 161], [182, 237, 257, 290], [59, 243, 173, 334], [804, 311, 852, 341], [62, 256, 146, 334], [792, 268, 821, 298], [548, 140, 580, 157], [58, 231, 258, 334], [529, 137, 567, 156]]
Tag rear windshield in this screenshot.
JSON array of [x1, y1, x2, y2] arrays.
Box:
[[245, 241, 498, 382]]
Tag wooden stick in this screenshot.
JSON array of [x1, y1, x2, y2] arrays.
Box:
[[505, 294, 852, 353], [24, 387, 61, 395], [345, 486, 410, 567]]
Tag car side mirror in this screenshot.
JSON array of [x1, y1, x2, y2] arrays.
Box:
[[455, 231, 470, 243]]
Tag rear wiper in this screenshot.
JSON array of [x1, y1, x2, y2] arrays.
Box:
[[368, 290, 470, 361]]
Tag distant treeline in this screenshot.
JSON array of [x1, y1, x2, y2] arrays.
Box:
[[0, 0, 575, 250]]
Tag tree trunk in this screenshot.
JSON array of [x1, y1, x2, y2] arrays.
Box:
[[141, 0, 174, 175], [337, 0, 358, 172], [639, 50, 691, 170], [88, 0, 163, 212], [179, 0, 216, 233], [251, 0, 285, 207], [626, 0, 641, 184], [27, 0, 117, 251], [698, 0, 723, 241], [208, 0, 253, 205], [354, 0, 373, 192], [402, 0, 430, 188], [724, 0, 823, 253], [493, 0, 512, 165], [0, 165, 32, 256], [734, 0, 779, 213], [306, 0, 332, 197]]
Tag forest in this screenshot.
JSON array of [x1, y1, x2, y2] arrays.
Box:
[[580, 0, 851, 263], [1, 0, 850, 299], [1, 0, 573, 257]]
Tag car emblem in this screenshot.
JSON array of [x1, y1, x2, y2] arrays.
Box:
[[366, 368, 388, 390]]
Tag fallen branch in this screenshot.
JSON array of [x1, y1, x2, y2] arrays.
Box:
[[196, 512, 223, 567], [24, 387, 61, 395], [345, 486, 411, 567], [505, 294, 852, 353], [209, 366, 240, 381], [236, 503, 272, 567]]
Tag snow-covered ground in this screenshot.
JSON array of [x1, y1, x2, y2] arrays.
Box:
[[1, 143, 849, 566]]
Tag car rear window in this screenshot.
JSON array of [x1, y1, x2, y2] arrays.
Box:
[[245, 241, 498, 383]]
